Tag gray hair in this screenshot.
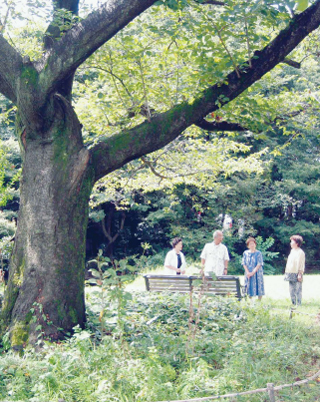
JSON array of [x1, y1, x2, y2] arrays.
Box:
[[213, 230, 223, 239]]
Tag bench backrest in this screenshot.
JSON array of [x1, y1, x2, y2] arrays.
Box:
[[143, 274, 242, 300]]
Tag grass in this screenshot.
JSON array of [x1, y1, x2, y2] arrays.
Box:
[[0, 273, 320, 401]]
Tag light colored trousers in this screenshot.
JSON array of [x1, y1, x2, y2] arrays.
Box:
[[289, 281, 302, 305]]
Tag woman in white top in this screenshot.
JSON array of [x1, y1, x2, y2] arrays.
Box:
[[284, 235, 305, 306], [164, 237, 186, 275]]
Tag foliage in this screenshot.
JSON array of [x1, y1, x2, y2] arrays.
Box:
[[72, 2, 320, 270], [87, 247, 151, 337], [1, 0, 320, 271], [87, 251, 136, 339], [0, 289, 319, 401], [84, 57, 320, 271], [255, 236, 279, 274]]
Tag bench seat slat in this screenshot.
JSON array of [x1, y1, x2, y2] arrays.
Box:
[[149, 285, 190, 289], [144, 274, 242, 300], [150, 281, 189, 284]]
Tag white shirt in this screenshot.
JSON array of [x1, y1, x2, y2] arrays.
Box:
[[200, 242, 230, 276], [164, 249, 186, 275], [285, 248, 305, 274]]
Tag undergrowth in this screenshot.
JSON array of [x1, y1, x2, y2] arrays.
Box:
[[0, 292, 319, 401]]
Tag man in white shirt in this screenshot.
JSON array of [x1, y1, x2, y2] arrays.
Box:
[[200, 230, 230, 276]]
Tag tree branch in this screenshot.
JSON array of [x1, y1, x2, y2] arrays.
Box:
[[0, 35, 23, 103], [195, 119, 247, 132], [141, 156, 171, 180], [193, 0, 225, 5], [43, 0, 80, 100], [195, 108, 305, 133], [0, 2, 12, 34], [90, 0, 320, 182], [37, 0, 158, 97], [283, 58, 301, 69], [44, 0, 80, 50], [101, 208, 125, 244]]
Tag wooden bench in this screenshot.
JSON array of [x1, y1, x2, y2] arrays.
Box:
[[143, 274, 243, 301]]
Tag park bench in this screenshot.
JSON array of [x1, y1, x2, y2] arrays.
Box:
[[143, 274, 243, 301]]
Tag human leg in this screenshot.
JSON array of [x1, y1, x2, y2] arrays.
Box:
[[289, 281, 297, 305], [296, 281, 302, 305]]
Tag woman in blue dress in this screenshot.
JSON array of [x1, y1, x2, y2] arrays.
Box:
[[242, 237, 265, 299]]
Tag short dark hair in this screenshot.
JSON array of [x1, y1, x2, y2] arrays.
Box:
[[172, 237, 182, 248], [246, 237, 256, 247], [290, 235, 303, 247]]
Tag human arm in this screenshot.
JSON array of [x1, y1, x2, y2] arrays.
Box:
[[252, 251, 263, 275], [223, 247, 230, 275], [297, 250, 305, 281], [164, 251, 180, 274], [298, 250, 305, 274], [165, 264, 181, 274], [242, 252, 253, 277], [200, 245, 207, 275], [223, 260, 229, 275], [200, 258, 205, 275], [243, 264, 253, 277], [164, 262, 181, 274], [165, 265, 181, 273], [180, 253, 187, 274]]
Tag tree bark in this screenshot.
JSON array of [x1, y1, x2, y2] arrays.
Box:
[[0, 0, 320, 346], [1, 96, 94, 347]]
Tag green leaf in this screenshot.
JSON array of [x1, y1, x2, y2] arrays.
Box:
[[296, 0, 308, 11]]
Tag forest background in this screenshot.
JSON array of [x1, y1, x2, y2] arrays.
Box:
[[1, 0, 320, 276]]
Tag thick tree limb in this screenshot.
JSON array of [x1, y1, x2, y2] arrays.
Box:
[[37, 0, 158, 97], [0, 35, 23, 103], [43, 1, 80, 100], [54, 0, 79, 14], [44, 0, 80, 49], [195, 119, 247, 132], [90, 0, 320, 182]]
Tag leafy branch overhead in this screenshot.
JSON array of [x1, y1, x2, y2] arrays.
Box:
[[0, 0, 318, 184], [91, 0, 320, 181]]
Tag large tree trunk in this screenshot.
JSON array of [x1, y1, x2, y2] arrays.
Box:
[[1, 96, 94, 348], [0, 0, 319, 348]]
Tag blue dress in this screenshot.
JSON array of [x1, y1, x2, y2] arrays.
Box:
[[242, 250, 265, 297]]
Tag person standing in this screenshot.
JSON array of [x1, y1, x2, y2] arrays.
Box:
[[284, 235, 305, 306], [242, 237, 265, 300], [164, 237, 186, 275], [200, 230, 230, 276]]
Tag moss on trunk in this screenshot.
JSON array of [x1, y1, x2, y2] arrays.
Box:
[[0, 96, 95, 347]]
